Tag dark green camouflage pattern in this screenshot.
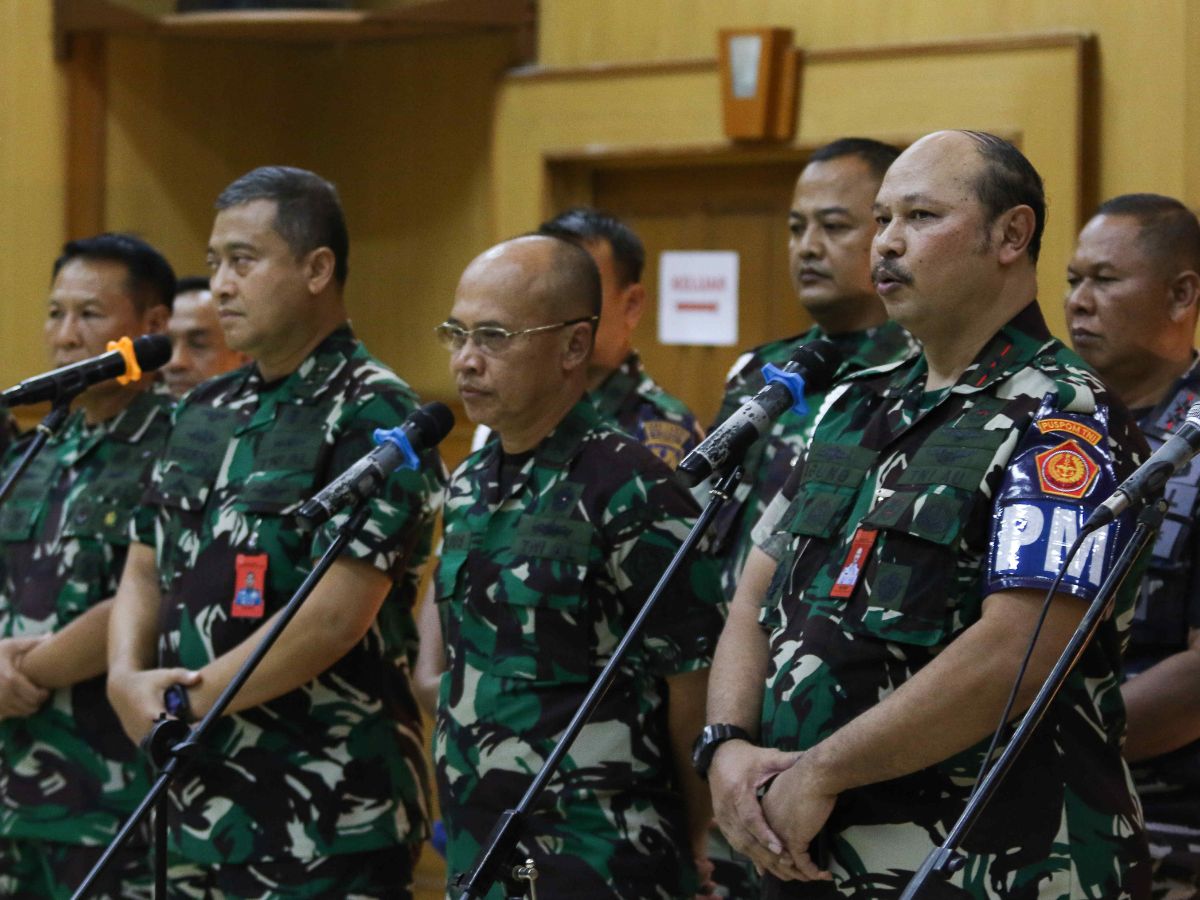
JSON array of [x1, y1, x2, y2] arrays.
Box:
[[759, 304, 1151, 897], [166, 844, 414, 899], [708, 322, 917, 600], [139, 325, 444, 866], [0, 389, 170, 850], [0, 835, 152, 899], [591, 350, 703, 469], [1125, 358, 1200, 894], [433, 399, 724, 900]]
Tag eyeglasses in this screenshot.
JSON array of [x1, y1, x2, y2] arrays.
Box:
[[434, 316, 598, 355]]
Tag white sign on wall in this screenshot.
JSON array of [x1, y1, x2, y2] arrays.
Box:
[[657, 251, 739, 346]]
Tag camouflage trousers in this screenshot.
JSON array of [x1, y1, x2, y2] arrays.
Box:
[[0, 837, 152, 900], [166, 845, 416, 900]]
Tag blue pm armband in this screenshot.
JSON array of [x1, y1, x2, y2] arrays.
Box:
[[761, 363, 809, 417], [373, 427, 421, 471]]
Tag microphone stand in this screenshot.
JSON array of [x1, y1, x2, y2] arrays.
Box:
[[72, 500, 375, 900], [452, 465, 744, 900], [899, 498, 1166, 899], [0, 401, 73, 507]]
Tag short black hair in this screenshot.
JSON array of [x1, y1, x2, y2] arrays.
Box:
[[216, 166, 350, 287], [175, 275, 210, 295], [960, 131, 1047, 263], [807, 137, 902, 182], [539, 236, 602, 324], [538, 207, 645, 287], [53, 233, 176, 313], [1092, 193, 1200, 273]]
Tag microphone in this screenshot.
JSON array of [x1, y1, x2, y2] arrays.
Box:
[[1, 334, 172, 407], [297, 401, 454, 529], [1084, 400, 1200, 530], [677, 338, 844, 487]]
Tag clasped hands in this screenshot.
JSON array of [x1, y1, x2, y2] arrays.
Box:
[[709, 740, 835, 883]]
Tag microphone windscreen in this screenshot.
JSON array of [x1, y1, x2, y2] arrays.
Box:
[[132, 334, 173, 372], [408, 401, 455, 450], [787, 338, 844, 392]]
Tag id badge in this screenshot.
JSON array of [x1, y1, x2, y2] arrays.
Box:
[[830, 527, 878, 598], [231, 553, 268, 619]]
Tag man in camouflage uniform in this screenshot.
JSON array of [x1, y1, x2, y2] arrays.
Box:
[[107, 167, 444, 898], [0, 233, 175, 898], [432, 235, 725, 899], [467, 207, 703, 466], [1066, 193, 1200, 898], [163, 275, 250, 398], [706, 131, 1152, 897], [708, 138, 917, 602]]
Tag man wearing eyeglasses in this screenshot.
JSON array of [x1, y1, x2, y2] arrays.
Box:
[[431, 235, 725, 899]]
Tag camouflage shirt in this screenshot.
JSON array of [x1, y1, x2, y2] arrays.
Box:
[[0, 389, 172, 845], [138, 325, 444, 865], [708, 322, 916, 600], [759, 303, 1151, 897], [471, 350, 703, 469], [433, 399, 724, 900], [1126, 354, 1200, 872]]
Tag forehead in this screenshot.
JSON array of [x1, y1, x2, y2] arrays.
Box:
[[1072, 214, 1148, 265], [452, 249, 547, 324], [50, 257, 135, 309], [793, 156, 879, 212], [209, 199, 284, 249], [169, 290, 219, 328], [875, 134, 981, 207]]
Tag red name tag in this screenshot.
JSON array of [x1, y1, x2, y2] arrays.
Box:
[[231, 553, 268, 619], [830, 527, 878, 598]]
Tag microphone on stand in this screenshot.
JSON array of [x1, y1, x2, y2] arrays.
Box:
[[297, 401, 454, 529], [1, 334, 172, 407], [1084, 400, 1200, 530], [676, 338, 844, 487]]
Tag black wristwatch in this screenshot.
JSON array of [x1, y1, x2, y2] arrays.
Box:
[[692, 723, 753, 780], [163, 683, 194, 723]]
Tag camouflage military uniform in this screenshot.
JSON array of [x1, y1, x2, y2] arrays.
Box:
[[137, 326, 443, 890], [590, 350, 702, 468], [433, 399, 724, 900], [471, 350, 702, 468], [757, 303, 1151, 898], [708, 322, 916, 600], [1125, 355, 1200, 897], [0, 389, 173, 899]]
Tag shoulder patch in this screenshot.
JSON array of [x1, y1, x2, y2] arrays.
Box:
[[1035, 439, 1101, 499], [1035, 417, 1101, 446]]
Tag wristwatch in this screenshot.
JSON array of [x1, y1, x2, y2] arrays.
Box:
[[163, 683, 194, 723], [692, 723, 753, 780]]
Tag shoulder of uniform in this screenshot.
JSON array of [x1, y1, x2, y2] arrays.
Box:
[[1025, 342, 1106, 415]]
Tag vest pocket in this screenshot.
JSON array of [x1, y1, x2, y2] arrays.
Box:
[[841, 489, 970, 647]]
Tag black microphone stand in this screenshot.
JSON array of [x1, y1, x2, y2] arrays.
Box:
[[72, 500, 375, 900], [899, 498, 1166, 899], [452, 465, 744, 900], [0, 401, 73, 507]]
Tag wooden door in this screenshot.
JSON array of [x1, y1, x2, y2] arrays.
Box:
[[588, 160, 811, 428]]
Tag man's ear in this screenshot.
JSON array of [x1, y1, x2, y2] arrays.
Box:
[[562, 319, 594, 371], [621, 283, 645, 332], [994, 205, 1037, 265], [1167, 268, 1200, 323], [142, 303, 170, 335], [304, 247, 337, 294]]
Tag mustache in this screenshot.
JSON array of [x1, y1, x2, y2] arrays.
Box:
[[872, 259, 913, 285]]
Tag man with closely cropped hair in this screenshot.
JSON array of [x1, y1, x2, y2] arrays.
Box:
[[1066, 193, 1200, 897], [163, 275, 249, 398], [433, 235, 724, 899], [0, 233, 175, 898], [107, 166, 444, 898]]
